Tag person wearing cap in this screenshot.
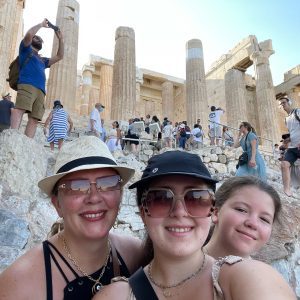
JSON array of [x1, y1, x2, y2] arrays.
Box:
[[10, 19, 64, 138], [278, 96, 300, 197], [0, 136, 144, 300], [88, 103, 104, 139], [0, 92, 14, 132], [43, 100, 73, 150], [95, 151, 295, 300]]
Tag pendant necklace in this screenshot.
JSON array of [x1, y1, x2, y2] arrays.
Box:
[[60, 233, 111, 295]]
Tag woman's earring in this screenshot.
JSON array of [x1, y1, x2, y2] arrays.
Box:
[[56, 217, 64, 233]]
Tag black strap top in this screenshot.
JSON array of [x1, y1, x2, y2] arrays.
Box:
[[43, 240, 130, 300]]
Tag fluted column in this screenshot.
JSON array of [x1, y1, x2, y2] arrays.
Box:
[[10, 0, 24, 60], [0, 0, 24, 93], [251, 39, 280, 145], [162, 81, 174, 121], [46, 0, 79, 112], [225, 69, 247, 127], [111, 27, 136, 121], [186, 39, 209, 130], [99, 64, 113, 121], [80, 66, 93, 116]]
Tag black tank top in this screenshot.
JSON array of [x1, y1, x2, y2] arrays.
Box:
[[43, 240, 130, 300]]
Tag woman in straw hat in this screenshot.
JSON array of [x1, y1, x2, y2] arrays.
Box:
[[0, 136, 144, 300], [95, 151, 295, 300]]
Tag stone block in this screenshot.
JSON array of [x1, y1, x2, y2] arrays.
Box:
[[210, 154, 219, 162], [218, 154, 227, 164]]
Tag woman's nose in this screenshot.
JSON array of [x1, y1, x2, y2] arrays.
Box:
[[169, 198, 188, 217], [244, 215, 258, 229]]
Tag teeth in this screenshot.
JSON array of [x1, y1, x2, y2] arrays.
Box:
[[83, 212, 104, 218], [167, 227, 191, 233]]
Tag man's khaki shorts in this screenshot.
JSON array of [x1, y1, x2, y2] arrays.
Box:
[[15, 84, 45, 121]]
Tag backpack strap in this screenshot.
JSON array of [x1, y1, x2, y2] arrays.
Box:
[[128, 268, 159, 300], [20, 51, 34, 70], [294, 108, 300, 123]]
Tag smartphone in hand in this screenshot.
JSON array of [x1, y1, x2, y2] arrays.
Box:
[[46, 19, 60, 32]]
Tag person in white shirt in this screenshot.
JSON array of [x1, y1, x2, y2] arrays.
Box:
[[187, 124, 204, 150], [88, 103, 104, 138], [279, 96, 300, 197], [208, 106, 224, 146], [162, 121, 173, 148]]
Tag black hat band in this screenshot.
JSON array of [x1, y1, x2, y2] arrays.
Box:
[[57, 156, 117, 174]]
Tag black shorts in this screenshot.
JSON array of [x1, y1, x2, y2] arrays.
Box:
[[129, 134, 139, 145], [283, 147, 300, 165]]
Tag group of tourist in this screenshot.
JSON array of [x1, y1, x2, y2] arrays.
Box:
[[0, 136, 296, 299]]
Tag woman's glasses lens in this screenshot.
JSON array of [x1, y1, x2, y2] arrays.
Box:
[[143, 189, 214, 218], [59, 175, 121, 195]]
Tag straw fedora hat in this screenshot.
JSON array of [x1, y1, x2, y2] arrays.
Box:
[[38, 136, 135, 196]]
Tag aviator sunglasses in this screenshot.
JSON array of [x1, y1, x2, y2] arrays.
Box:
[[141, 188, 215, 218], [57, 175, 122, 195]]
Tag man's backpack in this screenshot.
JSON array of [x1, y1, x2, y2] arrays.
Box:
[[6, 53, 33, 91], [179, 127, 186, 137]]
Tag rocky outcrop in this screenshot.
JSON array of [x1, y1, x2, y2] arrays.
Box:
[[0, 130, 299, 296]]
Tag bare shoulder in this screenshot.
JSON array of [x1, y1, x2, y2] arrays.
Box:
[[93, 281, 131, 300], [0, 244, 46, 299], [219, 259, 296, 300], [109, 233, 143, 273]]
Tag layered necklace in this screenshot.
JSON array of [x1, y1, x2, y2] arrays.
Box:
[[60, 233, 111, 295], [148, 252, 206, 298]]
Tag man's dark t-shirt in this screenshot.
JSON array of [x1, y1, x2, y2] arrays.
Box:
[[0, 99, 14, 125]]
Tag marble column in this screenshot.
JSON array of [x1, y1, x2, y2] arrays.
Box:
[[134, 68, 144, 118], [99, 64, 113, 121], [186, 39, 209, 130], [46, 0, 80, 112], [162, 81, 174, 122], [0, 0, 24, 94], [225, 69, 247, 128], [111, 27, 136, 121], [251, 40, 280, 145], [80, 66, 94, 116]]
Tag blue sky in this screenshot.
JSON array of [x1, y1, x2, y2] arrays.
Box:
[[23, 0, 300, 85]]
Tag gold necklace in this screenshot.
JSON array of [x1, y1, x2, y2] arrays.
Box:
[[60, 233, 111, 295], [148, 252, 206, 298]]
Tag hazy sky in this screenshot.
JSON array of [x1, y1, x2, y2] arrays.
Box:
[[23, 0, 300, 85]]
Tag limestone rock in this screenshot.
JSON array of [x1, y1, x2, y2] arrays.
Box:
[[0, 209, 29, 248], [209, 162, 227, 174], [218, 154, 227, 164], [0, 130, 47, 198], [210, 153, 218, 162], [203, 156, 211, 163]]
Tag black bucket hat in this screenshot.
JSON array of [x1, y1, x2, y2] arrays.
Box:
[[129, 150, 218, 190]]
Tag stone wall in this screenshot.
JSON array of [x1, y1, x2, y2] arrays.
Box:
[[0, 130, 299, 296]]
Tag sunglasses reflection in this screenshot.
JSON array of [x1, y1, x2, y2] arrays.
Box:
[[142, 188, 215, 218], [58, 175, 122, 195]]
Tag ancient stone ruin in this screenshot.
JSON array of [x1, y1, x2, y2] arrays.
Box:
[[0, 0, 300, 297]]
